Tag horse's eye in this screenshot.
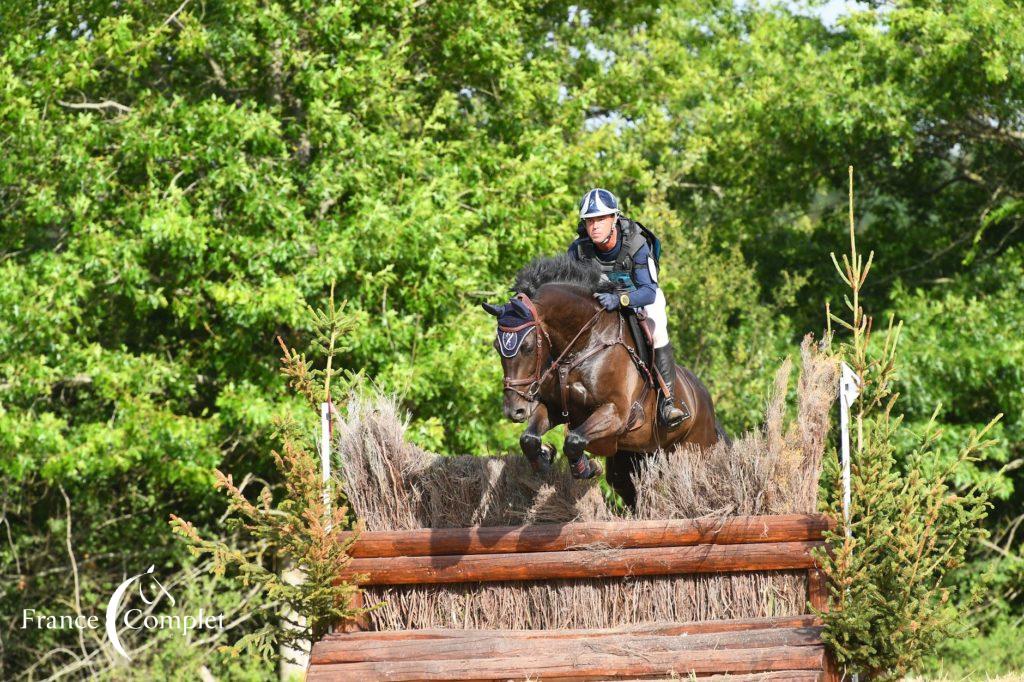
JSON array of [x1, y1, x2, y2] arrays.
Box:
[[522, 340, 534, 352]]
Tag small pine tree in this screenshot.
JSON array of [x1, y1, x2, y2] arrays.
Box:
[[816, 168, 1001, 679], [170, 287, 364, 659]]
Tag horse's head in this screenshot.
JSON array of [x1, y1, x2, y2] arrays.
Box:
[[482, 294, 550, 423]]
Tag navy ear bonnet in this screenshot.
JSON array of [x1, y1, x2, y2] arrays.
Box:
[[495, 298, 536, 358]]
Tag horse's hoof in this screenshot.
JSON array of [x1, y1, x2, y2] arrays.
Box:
[[541, 443, 556, 464], [529, 444, 556, 475]]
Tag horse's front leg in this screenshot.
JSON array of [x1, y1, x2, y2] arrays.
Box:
[[564, 403, 624, 479], [520, 402, 557, 474]]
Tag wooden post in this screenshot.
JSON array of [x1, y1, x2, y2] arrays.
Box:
[[808, 568, 841, 682], [338, 590, 368, 634], [807, 568, 829, 613]]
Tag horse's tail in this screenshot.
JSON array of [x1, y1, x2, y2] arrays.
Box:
[[715, 420, 733, 448]]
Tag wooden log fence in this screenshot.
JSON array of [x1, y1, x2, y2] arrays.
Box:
[[310, 513, 838, 681]]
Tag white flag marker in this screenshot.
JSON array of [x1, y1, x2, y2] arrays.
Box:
[[839, 362, 862, 535], [320, 402, 332, 515]]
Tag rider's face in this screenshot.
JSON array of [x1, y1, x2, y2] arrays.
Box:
[[585, 214, 616, 245]]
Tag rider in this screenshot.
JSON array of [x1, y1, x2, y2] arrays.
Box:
[[568, 188, 689, 428]]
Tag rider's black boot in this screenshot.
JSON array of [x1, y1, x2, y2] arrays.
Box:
[[655, 342, 690, 428]]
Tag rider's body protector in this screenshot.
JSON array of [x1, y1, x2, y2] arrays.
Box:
[[569, 215, 655, 313], [568, 217, 658, 310]]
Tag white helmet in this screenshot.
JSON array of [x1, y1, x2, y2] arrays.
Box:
[[578, 188, 619, 219]]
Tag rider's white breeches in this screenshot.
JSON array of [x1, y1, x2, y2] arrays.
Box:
[[644, 259, 670, 349], [644, 289, 670, 349]]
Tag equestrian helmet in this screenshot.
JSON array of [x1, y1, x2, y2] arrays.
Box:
[[578, 188, 619, 219]]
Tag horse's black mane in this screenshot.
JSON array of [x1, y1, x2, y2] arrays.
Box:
[[512, 253, 615, 298]]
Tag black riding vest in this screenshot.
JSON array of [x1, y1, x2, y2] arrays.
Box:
[[575, 217, 647, 292]]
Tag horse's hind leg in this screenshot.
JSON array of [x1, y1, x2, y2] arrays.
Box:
[[605, 451, 651, 511], [715, 420, 733, 447], [605, 451, 638, 510]]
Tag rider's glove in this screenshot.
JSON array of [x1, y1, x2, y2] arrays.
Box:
[[594, 292, 621, 311]]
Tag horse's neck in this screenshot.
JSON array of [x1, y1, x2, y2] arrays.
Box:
[[537, 289, 610, 354]]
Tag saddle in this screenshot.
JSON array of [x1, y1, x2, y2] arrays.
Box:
[[623, 308, 655, 377]]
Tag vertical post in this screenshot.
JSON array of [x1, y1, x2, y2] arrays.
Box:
[[807, 568, 829, 612], [836, 362, 862, 682], [338, 591, 367, 633], [839, 362, 861, 535], [283, 403, 334, 678], [808, 568, 840, 682], [320, 401, 332, 517], [279, 564, 309, 680]]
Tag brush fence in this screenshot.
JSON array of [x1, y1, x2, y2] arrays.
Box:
[[308, 513, 838, 681]]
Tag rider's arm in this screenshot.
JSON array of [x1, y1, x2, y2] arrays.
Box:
[[625, 243, 658, 307], [567, 239, 581, 258]]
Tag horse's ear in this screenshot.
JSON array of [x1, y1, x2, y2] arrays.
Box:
[[481, 302, 503, 317]]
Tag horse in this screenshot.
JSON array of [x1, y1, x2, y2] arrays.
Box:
[[483, 254, 728, 508]]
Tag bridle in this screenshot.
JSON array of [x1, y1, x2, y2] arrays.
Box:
[[498, 293, 563, 404], [498, 292, 652, 419]]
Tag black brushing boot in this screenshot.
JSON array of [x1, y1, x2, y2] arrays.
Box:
[[568, 452, 602, 479], [654, 342, 690, 428]]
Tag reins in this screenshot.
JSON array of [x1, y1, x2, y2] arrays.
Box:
[[499, 293, 655, 420]]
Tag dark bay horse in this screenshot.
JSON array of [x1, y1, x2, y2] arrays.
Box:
[[483, 255, 728, 507]]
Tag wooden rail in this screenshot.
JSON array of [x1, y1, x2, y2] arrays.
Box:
[[340, 540, 823, 586], [308, 616, 827, 681], [337, 514, 829, 586], [340, 513, 831, 558], [320, 614, 822, 643]]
